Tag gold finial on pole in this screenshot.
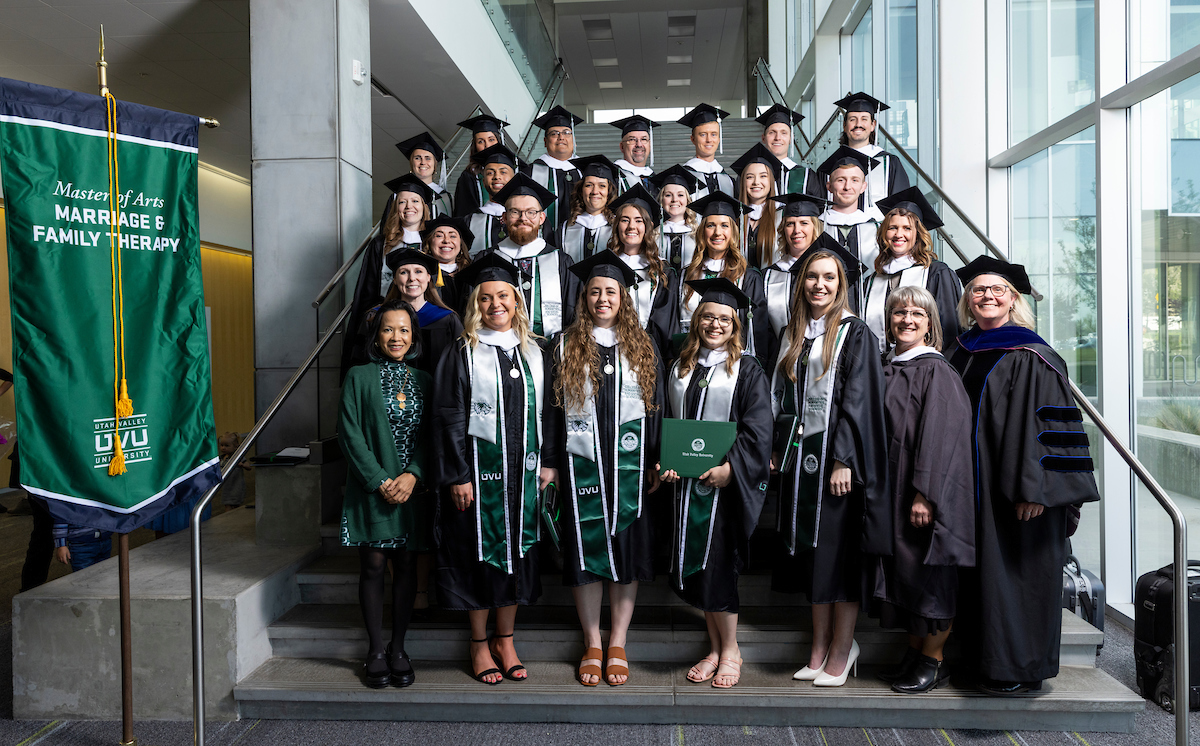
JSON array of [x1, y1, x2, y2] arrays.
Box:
[[97, 25, 109, 96]]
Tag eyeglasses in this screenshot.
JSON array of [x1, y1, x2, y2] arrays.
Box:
[[622, 136, 650, 145], [969, 284, 1010, 298], [699, 313, 734, 328], [505, 208, 543, 220], [547, 129, 573, 139], [890, 308, 929, 321]]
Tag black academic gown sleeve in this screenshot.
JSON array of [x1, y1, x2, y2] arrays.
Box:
[[454, 169, 483, 218], [926, 261, 963, 348], [740, 269, 770, 362], [647, 270, 681, 358], [886, 153, 911, 195], [432, 341, 472, 488], [415, 312, 465, 377], [557, 250, 581, 332], [725, 358, 773, 542], [830, 318, 892, 555], [341, 234, 389, 378]]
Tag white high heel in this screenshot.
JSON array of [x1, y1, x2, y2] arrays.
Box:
[[793, 653, 829, 681], [813, 640, 860, 687]]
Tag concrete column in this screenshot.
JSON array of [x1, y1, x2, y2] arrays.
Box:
[[746, 0, 769, 111], [250, 0, 373, 452]]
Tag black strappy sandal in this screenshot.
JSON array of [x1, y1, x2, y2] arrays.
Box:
[[469, 637, 502, 685], [488, 633, 528, 681]]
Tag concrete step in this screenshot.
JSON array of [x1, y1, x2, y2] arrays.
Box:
[[233, 657, 1142, 732], [267, 601, 1103, 668]]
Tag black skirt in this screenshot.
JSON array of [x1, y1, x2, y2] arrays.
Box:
[[674, 494, 742, 613], [433, 490, 542, 610]]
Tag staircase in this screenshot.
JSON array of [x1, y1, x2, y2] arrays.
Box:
[[232, 532, 1142, 731], [570, 118, 766, 174]]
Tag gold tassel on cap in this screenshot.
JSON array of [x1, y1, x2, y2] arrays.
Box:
[[436, 267, 445, 288]]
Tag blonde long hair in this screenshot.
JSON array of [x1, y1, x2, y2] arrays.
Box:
[[461, 282, 539, 356], [554, 281, 657, 413], [739, 169, 777, 266], [874, 209, 935, 273], [658, 183, 697, 229], [676, 302, 744, 378], [956, 276, 1036, 331], [683, 215, 747, 303], [383, 195, 431, 247], [778, 250, 854, 382]]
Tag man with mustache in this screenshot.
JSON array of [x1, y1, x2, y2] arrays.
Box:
[[483, 173, 581, 344], [830, 92, 910, 206], [610, 114, 658, 193]]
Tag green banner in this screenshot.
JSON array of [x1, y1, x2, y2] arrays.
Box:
[[0, 77, 219, 531]]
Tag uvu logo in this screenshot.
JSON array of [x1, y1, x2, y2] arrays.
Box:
[[92, 414, 153, 469], [480, 472, 503, 482], [691, 438, 706, 451]]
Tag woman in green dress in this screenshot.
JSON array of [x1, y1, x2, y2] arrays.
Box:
[[339, 298, 432, 689]]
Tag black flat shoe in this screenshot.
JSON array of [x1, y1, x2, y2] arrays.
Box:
[[978, 678, 1042, 696], [892, 654, 950, 693], [387, 643, 415, 688], [363, 652, 390, 689], [878, 647, 920, 684]]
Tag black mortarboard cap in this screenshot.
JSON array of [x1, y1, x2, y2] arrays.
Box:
[[569, 250, 638, 288], [570, 154, 620, 183], [458, 113, 508, 135], [420, 216, 476, 249], [385, 248, 439, 274], [648, 164, 699, 194], [394, 132, 444, 162], [609, 183, 663, 227], [532, 105, 583, 131], [805, 233, 867, 285], [833, 91, 890, 115], [955, 256, 1033, 295], [688, 191, 749, 220], [492, 172, 558, 209], [754, 104, 804, 128], [383, 174, 434, 205], [772, 192, 830, 218], [686, 277, 750, 310], [609, 114, 660, 136], [456, 252, 524, 291], [730, 142, 784, 186], [875, 187, 944, 231], [676, 103, 730, 128], [818, 146, 877, 176], [471, 143, 519, 169]]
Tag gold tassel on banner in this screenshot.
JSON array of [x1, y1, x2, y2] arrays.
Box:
[[104, 76, 131, 476]]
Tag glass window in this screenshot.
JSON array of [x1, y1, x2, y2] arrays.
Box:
[[1009, 0, 1095, 144], [1133, 0, 1200, 77], [851, 8, 873, 95], [1132, 71, 1200, 576], [886, 0, 919, 158]]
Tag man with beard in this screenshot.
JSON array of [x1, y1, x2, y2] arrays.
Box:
[[483, 173, 581, 343], [829, 92, 910, 205], [755, 104, 823, 198], [522, 105, 584, 233], [609, 114, 658, 192]]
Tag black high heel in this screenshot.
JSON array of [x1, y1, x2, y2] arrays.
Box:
[[363, 651, 389, 689], [469, 637, 502, 685], [387, 643, 415, 688], [488, 632, 527, 681]]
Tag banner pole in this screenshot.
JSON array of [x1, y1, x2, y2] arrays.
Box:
[[118, 533, 136, 746]]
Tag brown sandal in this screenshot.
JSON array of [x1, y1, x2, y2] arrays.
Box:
[[687, 654, 719, 683], [605, 646, 629, 686], [577, 647, 603, 687]]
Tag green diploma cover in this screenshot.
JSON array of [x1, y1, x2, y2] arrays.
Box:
[[660, 418, 738, 478]]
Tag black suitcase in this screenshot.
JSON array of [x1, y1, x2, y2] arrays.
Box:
[[1134, 560, 1200, 712], [1062, 552, 1105, 647]]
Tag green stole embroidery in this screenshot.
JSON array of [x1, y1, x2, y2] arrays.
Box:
[[564, 343, 647, 580], [668, 357, 740, 585], [467, 344, 544, 574], [770, 322, 849, 554]]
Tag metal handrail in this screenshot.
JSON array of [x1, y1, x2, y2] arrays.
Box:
[[798, 107, 845, 163], [190, 302, 351, 746], [516, 60, 568, 162], [751, 57, 812, 151], [1071, 382, 1189, 745]]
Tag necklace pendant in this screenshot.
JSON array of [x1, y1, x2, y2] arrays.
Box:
[[396, 391, 407, 409], [603, 363, 615, 375], [698, 378, 709, 389], [509, 367, 521, 379]]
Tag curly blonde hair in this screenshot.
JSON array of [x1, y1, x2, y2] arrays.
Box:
[[682, 215, 747, 304], [874, 209, 935, 273], [676, 302, 744, 378], [461, 282, 539, 356], [778, 250, 854, 383], [554, 280, 658, 413]]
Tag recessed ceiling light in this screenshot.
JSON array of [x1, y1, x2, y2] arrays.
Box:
[[583, 19, 614, 41], [667, 15, 695, 37], [599, 81, 623, 89], [667, 79, 691, 87], [593, 58, 619, 67], [667, 55, 692, 64]]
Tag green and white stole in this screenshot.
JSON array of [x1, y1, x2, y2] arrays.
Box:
[[679, 270, 756, 358], [770, 317, 850, 554], [862, 264, 929, 353], [506, 249, 563, 338], [668, 355, 741, 585], [563, 341, 647, 581], [630, 268, 659, 331], [531, 161, 575, 230], [467, 343, 545, 574]]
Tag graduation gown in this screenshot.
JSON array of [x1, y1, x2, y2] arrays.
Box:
[[854, 144, 910, 205], [467, 205, 506, 257], [781, 157, 826, 198], [679, 266, 770, 362], [437, 267, 466, 317], [453, 168, 489, 218], [546, 338, 665, 586], [670, 356, 773, 612], [771, 316, 891, 603], [658, 221, 697, 271], [761, 257, 803, 372], [432, 340, 556, 610], [340, 234, 421, 378], [684, 158, 736, 198], [620, 256, 680, 359], [868, 350, 975, 636], [412, 303, 464, 377], [947, 324, 1100, 683], [616, 160, 654, 193], [523, 155, 581, 232], [861, 259, 963, 352], [430, 183, 453, 218], [557, 215, 613, 263], [488, 239, 581, 343], [822, 207, 879, 313]]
